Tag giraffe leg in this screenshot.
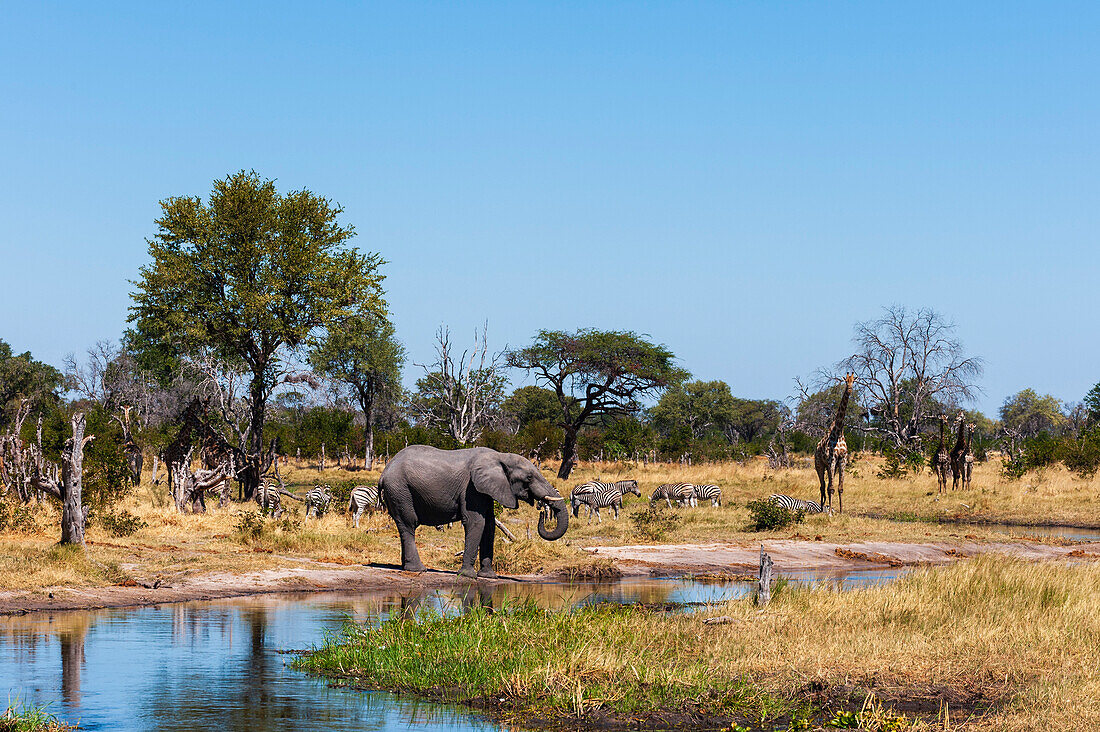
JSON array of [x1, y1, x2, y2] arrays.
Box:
[[837, 455, 845, 514], [826, 463, 835, 510], [817, 464, 827, 509]]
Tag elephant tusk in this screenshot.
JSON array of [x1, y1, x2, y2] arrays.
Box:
[[541, 497, 566, 504]]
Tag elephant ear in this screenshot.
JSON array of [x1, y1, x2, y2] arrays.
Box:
[[470, 453, 519, 509]]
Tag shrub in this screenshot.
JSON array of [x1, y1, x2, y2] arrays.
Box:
[[0, 502, 44, 534], [98, 509, 147, 537], [629, 504, 682, 542], [235, 511, 267, 541], [746, 499, 803, 531]]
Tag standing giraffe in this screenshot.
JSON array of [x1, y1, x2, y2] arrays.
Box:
[[949, 413, 966, 490], [932, 414, 950, 495], [962, 423, 975, 489], [814, 373, 855, 513]]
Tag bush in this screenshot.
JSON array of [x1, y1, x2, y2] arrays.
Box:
[[746, 499, 803, 531], [1061, 435, 1100, 478], [629, 504, 682, 542], [98, 509, 147, 537], [235, 510, 267, 540], [0, 501, 44, 534]]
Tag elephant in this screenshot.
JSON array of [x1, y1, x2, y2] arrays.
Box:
[[380, 445, 569, 578]]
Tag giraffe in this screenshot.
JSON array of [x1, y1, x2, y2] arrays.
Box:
[[932, 414, 950, 495], [962, 422, 976, 489], [814, 373, 855, 513], [949, 412, 966, 490]]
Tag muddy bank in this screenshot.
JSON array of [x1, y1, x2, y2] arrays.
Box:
[[5, 538, 1099, 615], [585, 538, 1100, 574], [0, 562, 543, 615]]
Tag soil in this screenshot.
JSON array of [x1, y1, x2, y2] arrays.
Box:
[[2, 538, 1097, 615]]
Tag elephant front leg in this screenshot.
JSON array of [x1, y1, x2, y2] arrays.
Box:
[[477, 515, 497, 579], [459, 512, 485, 579]]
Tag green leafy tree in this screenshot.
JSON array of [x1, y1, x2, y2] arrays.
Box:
[[1000, 389, 1066, 438], [1085, 382, 1100, 427], [0, 339, 63, 432], [652, 380, 737, 440], [502, 386, 565, 430], [127, 171, 384, 497], [506, 329, 687, 478], [310, 314, 405, 468]]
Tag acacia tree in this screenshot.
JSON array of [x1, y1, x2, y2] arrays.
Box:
[[128, 171, 384, 498], [822, 306, 983, 448], [309, 313, 406, 469], [506, 329, 687, 478]]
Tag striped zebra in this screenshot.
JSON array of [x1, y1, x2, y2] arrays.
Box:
[[571, 487, 633, 523], [693, 484, 722, 507], [348, 484, 381, 528], [651, 483, 694, 508], [570, 480, 640, 518], [768, 493, 830, 514], [305, 484, 333, 518], [255, 478, 302, 518]]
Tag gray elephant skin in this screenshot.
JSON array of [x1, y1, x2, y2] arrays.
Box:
[[380, 445, 569, 578]]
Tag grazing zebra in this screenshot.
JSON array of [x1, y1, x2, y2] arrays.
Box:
[[348, 484, 381, 528], [305, 484, 333, 518], [571, 480, 641, 518], [255, 478, 300, 518], [768, 494, 830, 515], [693, 484, 722, 507], [651, 483, 694, 508], [571, 488, 628, 523]]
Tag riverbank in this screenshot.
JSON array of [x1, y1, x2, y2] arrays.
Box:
[[2, 535, 1097, 615], [296, 556, 1100, 731]]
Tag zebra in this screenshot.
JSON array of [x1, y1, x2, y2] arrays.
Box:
[[255, 478, 302, 518], [768, 493, 830, 515], [693, 484, 722, 507], [570, 487, 631, 523], [651, 483, 694, 508], [305, 484, 333, 518], [570, 480, 641, 518], [348, 484, 381, 528]]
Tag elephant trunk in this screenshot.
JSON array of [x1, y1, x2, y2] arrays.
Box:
[[538, 499, 569, 541]]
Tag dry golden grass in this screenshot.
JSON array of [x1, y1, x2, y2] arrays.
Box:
[[0, 455, 1096, 594]]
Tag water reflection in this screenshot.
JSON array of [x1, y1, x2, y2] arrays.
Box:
[[0, 571, 911, 731]]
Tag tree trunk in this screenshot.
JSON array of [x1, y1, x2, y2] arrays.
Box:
[[242, 379, 266, 501], [59, 413, 91, 546], [365, 423, 374, 471], [557, 427, 579, 479]]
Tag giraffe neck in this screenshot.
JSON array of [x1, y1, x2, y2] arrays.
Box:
[[953, 417, 966, 451], [826, 381, 853, 446], [936, 420, 945, 452]]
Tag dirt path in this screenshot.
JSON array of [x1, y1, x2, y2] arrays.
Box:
[[4, 539, 1098, 615]]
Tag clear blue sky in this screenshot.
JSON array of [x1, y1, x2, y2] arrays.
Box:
[[2, 2, 1098, 415]]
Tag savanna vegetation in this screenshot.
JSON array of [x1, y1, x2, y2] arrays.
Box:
[[3, 171, 1099, 730]]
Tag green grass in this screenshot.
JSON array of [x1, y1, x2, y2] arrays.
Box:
[[0, 701, 73, 732], [296, 601, 806, 729]]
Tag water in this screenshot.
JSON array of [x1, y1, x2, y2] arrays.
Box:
[[0, 571, 905, 731], [982, 524, 1100, 543]]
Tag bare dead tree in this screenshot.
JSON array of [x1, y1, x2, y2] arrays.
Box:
[[413, 324, 507, 446], [807, 306, 983, 448], [29, 412, 95, 545], [62, 341, 118, 406]]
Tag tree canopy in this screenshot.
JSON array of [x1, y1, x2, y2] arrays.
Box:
[[506, 329, 686, 477], [0, 339, 63, 432], [127, 171, 385, 495]]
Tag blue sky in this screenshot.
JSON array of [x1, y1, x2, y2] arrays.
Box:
[[1, 2, 1098, 415]]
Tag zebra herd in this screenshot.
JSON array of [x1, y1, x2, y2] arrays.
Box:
[[252, 480, 379, 523], [250, 476, 829, 530], [569, 479, 723, 522]]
